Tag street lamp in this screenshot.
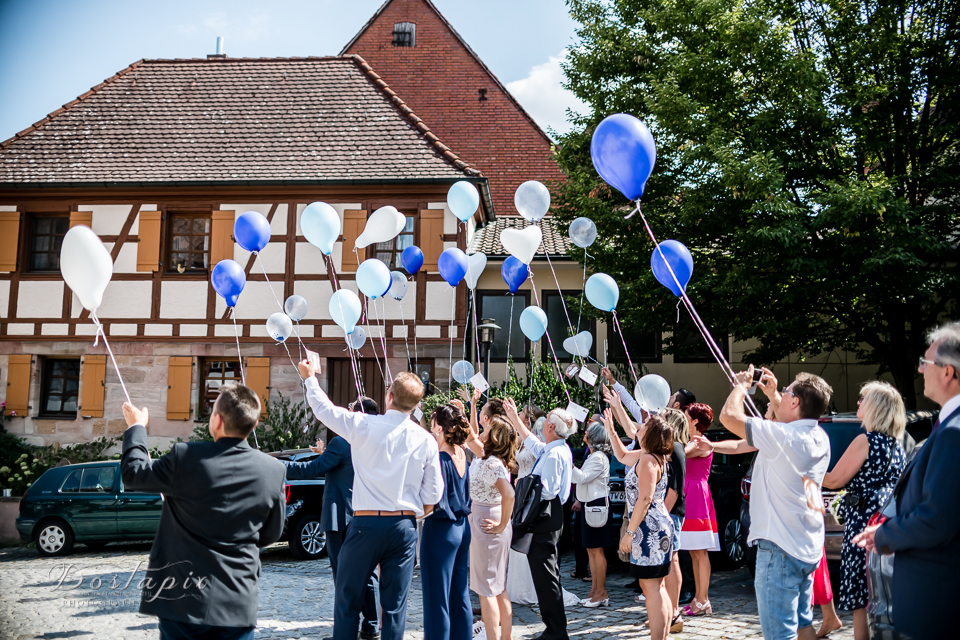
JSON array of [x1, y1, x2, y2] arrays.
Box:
[[477, 318, 500, 400]]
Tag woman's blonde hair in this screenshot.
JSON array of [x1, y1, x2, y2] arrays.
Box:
[[661, 407, 689, 445], [860, 381, 906, 440]]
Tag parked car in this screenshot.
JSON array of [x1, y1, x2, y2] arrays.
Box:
[[15, 461, 163, 557], [267, 448, 327, 560]]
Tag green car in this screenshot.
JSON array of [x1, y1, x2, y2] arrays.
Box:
[[15, 461, 163, 557]]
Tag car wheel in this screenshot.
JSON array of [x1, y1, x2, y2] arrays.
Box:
[[35, 519, 75, 557], [290, 516, 327, 560], [710, 512, 746, 570]]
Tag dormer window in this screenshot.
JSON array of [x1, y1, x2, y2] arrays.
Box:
[[393, 22, 416, 47]]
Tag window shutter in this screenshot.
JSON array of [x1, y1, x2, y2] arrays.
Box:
[[5, 354, 32, 415], [341, 210, 367, 272], [210, 210, 235, 267], [137, 211, 162, 272], [69, 211, 93, 228], [0, 212, 20, 272], [246, 357, 271, 419], [420, 209, 445, 272], [80, 355, 106, 418], [166, 356, 193, 420]]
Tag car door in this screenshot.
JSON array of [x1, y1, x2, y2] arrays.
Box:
[[58, 465, 119, 538], [116, 478, 163, 537]]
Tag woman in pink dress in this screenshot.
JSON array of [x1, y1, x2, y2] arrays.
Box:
[[680, 403, 720, 616]]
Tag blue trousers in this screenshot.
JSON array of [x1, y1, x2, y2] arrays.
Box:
[[334, 515, 417, 640], [420, 515, 472, 640], [158, 618, 254, 640], [326, 529, 379, 634]]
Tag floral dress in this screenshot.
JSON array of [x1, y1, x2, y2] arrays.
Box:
[[625, 455, 674, 575], [838, 431, 905, 611]]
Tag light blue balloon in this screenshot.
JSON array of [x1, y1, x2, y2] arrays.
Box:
[[356, 259, 392, 299], [452, 360, 475, 384], [447, 181, 480, 222], [329, 289, 362, 334], [301, 202, 341, 256], [585, 273, 620, 312], [519, 306, 548, 342]]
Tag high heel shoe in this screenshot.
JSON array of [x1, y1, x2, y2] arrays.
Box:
[[670, 613, 684, 633], [682, 598, 712, 616], [582, 598, 609, 608]]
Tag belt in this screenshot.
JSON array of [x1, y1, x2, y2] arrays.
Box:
[[354, 510, 416, 517]]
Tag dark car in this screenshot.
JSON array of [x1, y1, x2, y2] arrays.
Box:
[[267, 448, 327, 560], [15, 461, 163, 557]]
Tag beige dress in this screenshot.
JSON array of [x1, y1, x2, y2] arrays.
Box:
[[468, 456, 512, 596]]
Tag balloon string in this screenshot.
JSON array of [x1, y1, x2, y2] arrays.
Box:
[[328, 254, 364, 403], [530, 281, 572, 405], [577, 259, 587, 333], [365, 296, 386, 385], [448, 291, 456, 390], [529, 340, 538, 407], [540, 232, 577, 349], [231, 312, 246, 386], [461, 291, 470, 363], [90, 313, 132, 405], [471, 288, 481, 368], [327, 255, 341, 292], [256, 252, 286, 313], [506, 293, 515, 382], [399, 303, 412, 372], [377, 296, 392, 384], [612, 311, 640, 386], [282, 341, 305, 384]]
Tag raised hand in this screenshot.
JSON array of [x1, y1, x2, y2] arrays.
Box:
[[601, 367, 616, 385], [298, 358, 317, 380], [758, 366, 779, 399], [457, 387, 471, 406], [309, 438, 325, 455], [450, 398, 466, 414]]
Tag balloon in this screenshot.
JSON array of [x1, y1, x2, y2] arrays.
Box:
[[585, 273, 619, 312], [210, 259, 246, 308], [401, 246, 424, 275], [438, 248, 468, 287], [499, 226, 542, 265], [500, 256, 529, 294], [452, 360, 475, 385], [464, 253, 487, 290], [356, 206, 405, 249], [284, 295, 308, 321], [635, 374, 671, 413], [562, 331, 593, 358], [266, 312, 293, 342], [356, 259, 392, 299], [234, 211, 271, 253], [514, 180, 551, 222], [651, 240, 694, 297], [447, 181, 480, 222], [569, 217, 597, 249], [329, 289, 362, 334], [590, 113, 657, 201], [59, 226, 114, 313], [300, 202, 341, 256], [519, 306, 548, 342], [388, 271, 408, 301], [345, 327, 367, 350]]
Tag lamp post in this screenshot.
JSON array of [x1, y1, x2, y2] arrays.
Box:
[[478, 318, 500, 402]]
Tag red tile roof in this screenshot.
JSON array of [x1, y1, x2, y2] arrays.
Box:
[[468, 217, 571, 259]]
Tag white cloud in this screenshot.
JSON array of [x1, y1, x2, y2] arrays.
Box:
[[506, 52, 587, 137]]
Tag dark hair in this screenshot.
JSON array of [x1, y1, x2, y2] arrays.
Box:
[[791, 373, 832, 420], [674, 388, 696, 409], [641, 415, 674, 457], [349, 396, 379, 415], [215, 383, 261, 437], [523, 404, 546, 423], [483, 398, 506, 419], [484, 417, 518, 473], [432, 404, 471, 447], [686, 403, 714, 434]]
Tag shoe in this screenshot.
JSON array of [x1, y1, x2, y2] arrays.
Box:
[[682, 598, 713, 616], [583, 598, 609, 608], [624, 578, 639, 589], [359, 631, 381, 640], [634, 594, 645, 603], [582, 575, 593, 582], [679, 591, 694, 605], [670, 613, 684, 633]]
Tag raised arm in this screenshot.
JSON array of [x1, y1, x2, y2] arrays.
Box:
[[283, 437, 349, 480], [603, 385, 637, 439], [692, 434, 757, 455], [300, 361, 365, 443], [719, 368, 755, 439], [120, 404, 179, 495], [504, 398, 533, 442], [603, 408, 643, 466]]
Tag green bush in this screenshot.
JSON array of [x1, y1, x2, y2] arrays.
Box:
[[245, 392, 322, 452]]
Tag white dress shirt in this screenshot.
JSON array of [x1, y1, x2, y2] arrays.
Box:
[[940, 393, 960, 423], [613, 382, 644, 423], [571, 450, 609, 503], [303, 377, 444, 516], [525, 435, 573, 503]]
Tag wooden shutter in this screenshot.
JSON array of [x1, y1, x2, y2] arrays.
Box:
[[166, 356, 193, 420], [69, 211, 93, 228], [5, 354, 32, 415], [0, 212, 20, 272], [210, 210, 235, 267], [246, 357, 271, 419], [137, 211, 162, 272], [80, 355, 106, 418], [341, 210, 367, 272], [420, 209, 445, 272]]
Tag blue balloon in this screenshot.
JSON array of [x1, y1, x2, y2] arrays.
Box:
[[651, 240, 694, 297], [585, 273, 620, 312], [234, 211, 271, 253], [519, 306, 548, 341], [356, 259, 392, 299], [329, 289, 362, 334], [590, 113, 657, 201], [447, 181, 480, 222], [301, 202, 341, 256], [211, 259, 246, 307], [438, 248, 468, 287], [401, 246, 424, 275], [501, 256, 529, 294]]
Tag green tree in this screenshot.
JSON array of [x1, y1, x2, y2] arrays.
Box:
[[554, 0, 960, 407]]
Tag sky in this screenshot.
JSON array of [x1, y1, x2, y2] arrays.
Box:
[[0, 0, 588, 141]]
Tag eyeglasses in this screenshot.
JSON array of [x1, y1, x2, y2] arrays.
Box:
[[781, 387, 795, 397], [918, 357, 943, 369]]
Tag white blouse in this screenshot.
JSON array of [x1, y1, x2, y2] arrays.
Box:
[[469, 456, 509, 505]]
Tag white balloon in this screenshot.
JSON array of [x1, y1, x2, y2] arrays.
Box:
[[634, 374, 672, 413], [284, 295, 308, 321], [569, 217, 598, 249], [514, 180, 551, 222], [499, 226, 543, 265], [388, 271, 408, 301], [562, 331, 593, 358], [266, 312, 294, 342], [355, 206, 405, 249], [464, 253, 487, 290], [345, 327, 367, 350], [60, 225, 114, 313], [452, 360, 475, 384]]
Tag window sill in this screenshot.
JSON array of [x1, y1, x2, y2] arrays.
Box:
[[37, 414, 78, 420]]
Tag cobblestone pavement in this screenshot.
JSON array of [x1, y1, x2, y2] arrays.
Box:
[[0, 541, 856, 639]]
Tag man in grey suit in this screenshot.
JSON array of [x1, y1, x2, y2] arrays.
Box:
[[120, 383, 287, 640]]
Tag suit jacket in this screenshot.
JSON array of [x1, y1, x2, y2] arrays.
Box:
[[283, 435, 353, 533], [120, 425, 286, 628], [874, 404, 960, 638]]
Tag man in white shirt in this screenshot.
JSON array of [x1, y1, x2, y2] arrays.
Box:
[[720, 368, 831, 640], [298, 362, 443, 640]]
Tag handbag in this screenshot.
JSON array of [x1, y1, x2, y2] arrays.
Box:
[[584, 495, 609, 528]]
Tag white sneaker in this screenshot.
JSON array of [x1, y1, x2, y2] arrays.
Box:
[[472, 620, 486, 639], [635, 594, 645, 603]]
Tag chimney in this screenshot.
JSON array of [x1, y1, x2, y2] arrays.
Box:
[[208, 37, 226, 59]]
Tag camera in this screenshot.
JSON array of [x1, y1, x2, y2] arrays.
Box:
[[748, 368, 763, 395]]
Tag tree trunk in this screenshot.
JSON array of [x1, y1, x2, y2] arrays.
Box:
[[889, 354, 920, 410]]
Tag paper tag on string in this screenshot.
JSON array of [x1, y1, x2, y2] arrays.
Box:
[[413, 406, 424, 423], [563, 364, 580, 380], [469, 372, 490, 393], [578, 366, 598, 386], [566, 401, 589, 423], [305, 349, 321, 373]]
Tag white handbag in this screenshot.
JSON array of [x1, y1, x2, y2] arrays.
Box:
[[584, 496, 609, 528]]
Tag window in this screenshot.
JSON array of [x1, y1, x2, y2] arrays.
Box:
[[607, 327, 662, 363], [168, 213, 211, 273], [200, 358, 241, 416], [60, 466, 116, 493], [476, 290, 530, 362], [373, 214, 415, 270], [393, 22, 416, 47], [671, 319, 729, 363], [543, 291, 595, 361], [29, 215, 69, 271], [40, 358, 80, 418], [413, 360, 434, 393]]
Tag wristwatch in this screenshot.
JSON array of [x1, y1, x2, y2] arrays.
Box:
[[625, 529, 636, 537]]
